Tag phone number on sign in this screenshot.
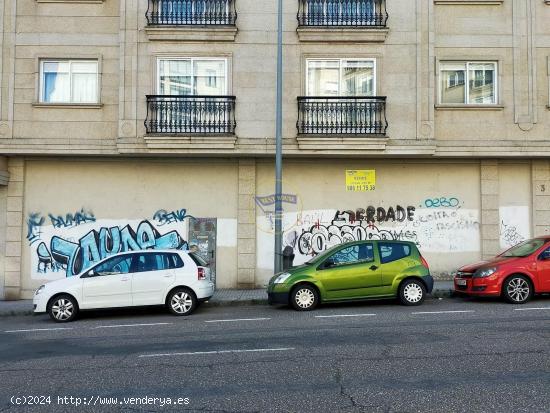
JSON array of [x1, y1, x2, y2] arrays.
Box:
[[11, 395, 190, 407]]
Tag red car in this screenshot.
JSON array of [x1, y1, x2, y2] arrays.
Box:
[[454, 238, 550, 304]]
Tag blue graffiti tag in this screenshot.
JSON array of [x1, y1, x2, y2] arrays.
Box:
[[153, 209, 194, 226], [423, 197, 460, 209], [37, 220, 188, 277], [26, 213, 45, 245], [49, 208, 96, 228]]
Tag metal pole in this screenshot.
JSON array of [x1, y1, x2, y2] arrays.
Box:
[[274, 0, 284, 274]]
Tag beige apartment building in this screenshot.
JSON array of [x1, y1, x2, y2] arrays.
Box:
[[0, 0, 550, 300]]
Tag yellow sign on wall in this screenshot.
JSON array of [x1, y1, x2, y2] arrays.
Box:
[[346, 170, 376, 192]]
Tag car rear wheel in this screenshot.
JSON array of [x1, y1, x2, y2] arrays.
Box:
[[399, 279, 426, 306], [290, 285, 319, 311], [167, 288, 197, 316], [48, 295, 78, 323], [503, 275, 532, 304]]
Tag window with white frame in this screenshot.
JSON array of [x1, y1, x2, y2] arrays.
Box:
[[439, 62, 497, 105], [40, 60, 99, 104], [157, 58, 227, 95], [306, 59, 376, 96]]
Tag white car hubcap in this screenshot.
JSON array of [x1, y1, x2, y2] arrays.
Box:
[[404, 283, 423, 303], [51, 298, 74, 320], [171, 292, 193, 314], [295, 288, 315, 309], [507, 278, 530, 302]]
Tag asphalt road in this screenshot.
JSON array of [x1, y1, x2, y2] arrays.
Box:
[[1, 296, 550, 413]]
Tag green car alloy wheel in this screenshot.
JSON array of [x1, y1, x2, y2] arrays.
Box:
[[267, 240, 434, 310]]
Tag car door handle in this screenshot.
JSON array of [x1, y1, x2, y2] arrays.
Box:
[[163, 275, 172, 278], [121, 277, 130, 282], [369, 265, 378, 271]]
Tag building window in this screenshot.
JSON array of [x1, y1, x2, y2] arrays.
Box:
[[440, 62, 497, 105], [157, 58, 227, 95], [40, 60, 99, 104], [306, 59, 376, 96]]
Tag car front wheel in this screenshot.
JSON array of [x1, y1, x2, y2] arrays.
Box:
[[48, 295, 78, 323], [399, 279, 426, 306], [290, 285, 319, 311], [503, 275, 532, 304], [167, 288, 197, 316]]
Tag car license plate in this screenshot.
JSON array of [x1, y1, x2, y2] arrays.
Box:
[[456, 279, 467, 286]]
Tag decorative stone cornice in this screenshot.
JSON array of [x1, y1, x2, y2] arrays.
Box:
[[144, 26, 238, 42], [296, 27, 388, 43]]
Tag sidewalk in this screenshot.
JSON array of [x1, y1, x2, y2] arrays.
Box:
[[0, 281, 455, 317]]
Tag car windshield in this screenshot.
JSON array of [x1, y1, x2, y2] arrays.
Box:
[[500, 239, 545, 257]]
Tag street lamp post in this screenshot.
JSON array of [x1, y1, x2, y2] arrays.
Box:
[[274, 0, 284, 274]]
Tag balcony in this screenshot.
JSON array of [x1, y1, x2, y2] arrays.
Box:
[[296, 96, 388, 150], [296, 0, 389, 42], [144, 95, 237, 150], [145, 0, 238, 41]]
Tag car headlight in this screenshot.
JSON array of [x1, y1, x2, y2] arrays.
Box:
[[273, 272, 292, 284], [35, 285, 45, 295], [474, 267, 497, 278]]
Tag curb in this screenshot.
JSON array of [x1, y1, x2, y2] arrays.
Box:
[[0, 309, 35, 318], [0, 289, 456, 317], [203, 298, 269, 307], [431, 288, 456, 299]]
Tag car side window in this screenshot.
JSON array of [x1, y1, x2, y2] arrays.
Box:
[[357, 243, 374, 263], [135, 253, 161, 272], [538, 247, 550, 260], [379, 243, 411, 264], [330, 245, 359, 265], [92, 255, 132, 277], [134, 252, 184, 273], [167, 253, 184, 269], [326, 244, 375, 267]]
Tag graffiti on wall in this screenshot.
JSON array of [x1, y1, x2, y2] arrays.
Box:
[[27, 209, 96, 245], [273, 202, 480, 266], [153, 208, 193, 226], [255, 192, 301, 233], [499, 206, 530, 249], [288, 207, 418, 256], [49, 208, 96, 229], [423, 197, 461, 209], [29, 208, 192, 280]]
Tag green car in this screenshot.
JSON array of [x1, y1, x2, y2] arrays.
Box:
[[267, 240, 434, 310]]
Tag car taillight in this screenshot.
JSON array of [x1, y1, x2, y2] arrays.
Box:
[[420, 255, 430, 269], [198, 267, 206, 280]]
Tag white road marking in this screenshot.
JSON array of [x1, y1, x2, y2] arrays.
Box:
[[204, 318, 271, 323], [93, 323, 173, 329], [315, 313, 376, 318], [514, 307, 550, 311], [4, 327, 73, 333], [139, 347, 295, 358], [411, 310, 476, 315]]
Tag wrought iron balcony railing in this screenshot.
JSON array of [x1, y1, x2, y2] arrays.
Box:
[[297, 96, 387, 136], [297, 0, 387, 27], [145, 95, 236, 135], [146, 0, 237, 26]]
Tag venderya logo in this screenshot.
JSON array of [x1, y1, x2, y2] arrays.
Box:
[[255, 183, 303, 235]]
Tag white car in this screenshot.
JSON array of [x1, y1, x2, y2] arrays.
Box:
[[33, 250, 215, 322]]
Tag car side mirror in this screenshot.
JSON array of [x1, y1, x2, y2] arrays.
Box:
[[83, 269, 95, 278], [323, 259, 335, 269]]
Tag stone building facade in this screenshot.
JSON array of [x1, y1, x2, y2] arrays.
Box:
[[1, 0, 550, 299]]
